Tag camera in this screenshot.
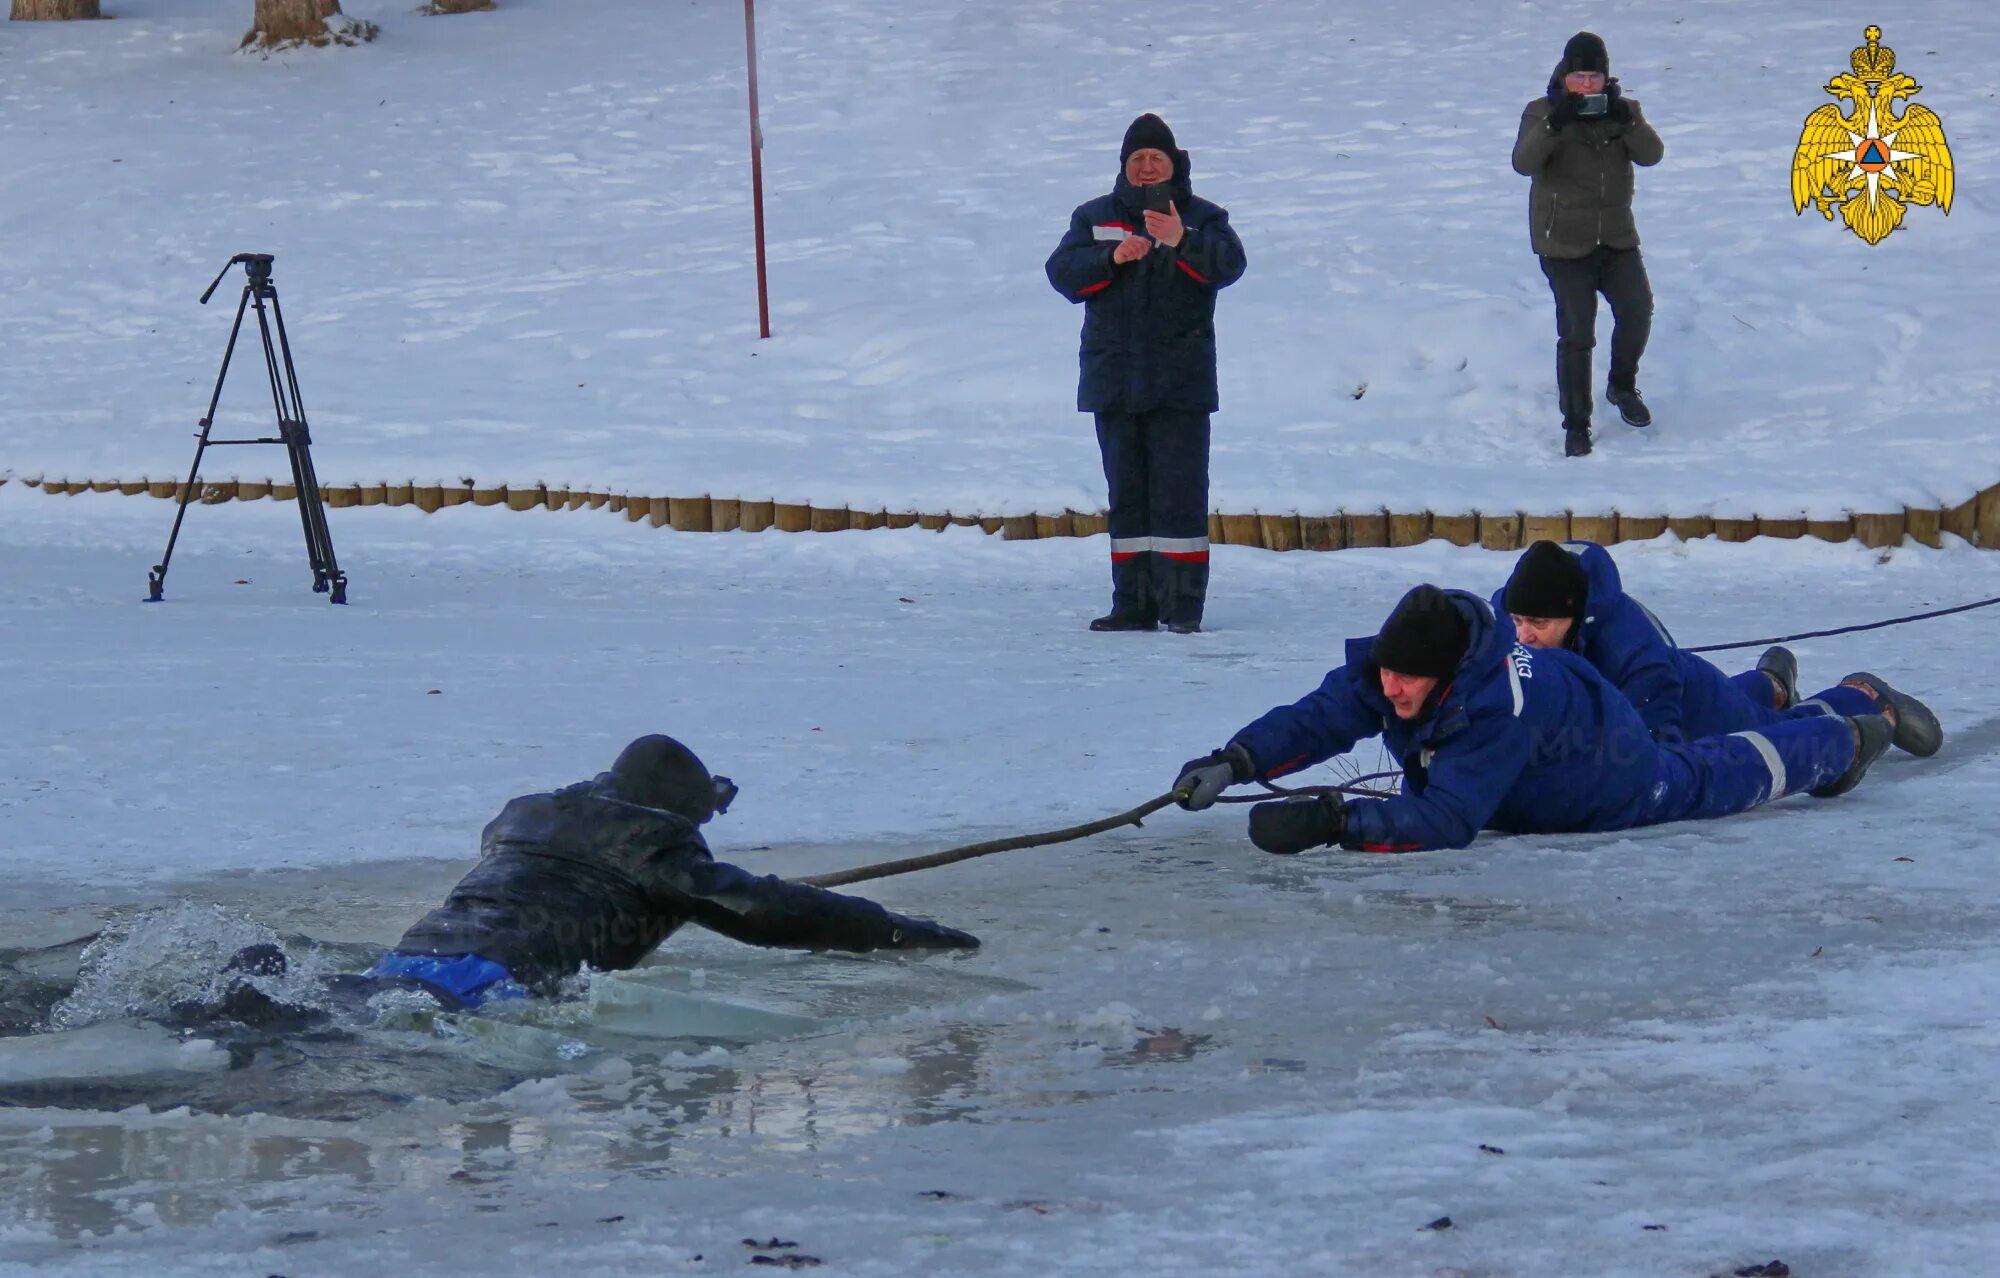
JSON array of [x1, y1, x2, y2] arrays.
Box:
[[1577, 93, 1609, 117]]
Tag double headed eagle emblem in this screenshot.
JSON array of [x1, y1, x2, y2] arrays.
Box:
[[1791, 25, 1954, 245]]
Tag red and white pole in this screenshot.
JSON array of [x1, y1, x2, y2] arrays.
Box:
[[744, 0, 772, 339]]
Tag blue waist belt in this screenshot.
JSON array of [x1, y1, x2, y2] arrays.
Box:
[[366, 952, 528, 1009]]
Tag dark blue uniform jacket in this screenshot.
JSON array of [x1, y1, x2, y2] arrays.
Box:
[[1045, 162, 1246, 413], [1490, 541, 1746, 744], [1229, 590, 1666, 851]]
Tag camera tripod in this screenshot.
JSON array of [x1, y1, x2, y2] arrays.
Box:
[[147, 253, 348, 604]]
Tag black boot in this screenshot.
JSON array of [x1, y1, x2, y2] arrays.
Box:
[[1090, 611, 1158, 632], [1564, 422, 1593, 457], [1756, 646, 1799, 710], [1606, 382, 1652, 428], [1841, 673, 1944, 757], [1810, 714, 1894, 798]]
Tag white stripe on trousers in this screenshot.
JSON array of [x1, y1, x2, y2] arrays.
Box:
[[1109, 535, 1210, 555], [1732, 729, 1788, 800]]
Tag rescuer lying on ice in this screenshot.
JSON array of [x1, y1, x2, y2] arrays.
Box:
[[1497, 539, 1943, 753], [1171, 584, 1936, 855]]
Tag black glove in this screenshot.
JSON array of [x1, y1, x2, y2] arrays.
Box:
[[1604, 80, 1632, 126], [1175, 743, 1254, 811], [1548, 94, 1581, 131], [1247, 795, 1347, 855]]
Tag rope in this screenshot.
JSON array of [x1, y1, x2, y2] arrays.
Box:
[[1686, 593, 2000, 654], [798, 772, 1409, 889], [797, 790, 1190, 889]]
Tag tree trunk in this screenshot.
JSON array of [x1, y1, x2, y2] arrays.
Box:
[[246, 0, 374, 47], [12, 0, 104, 19]]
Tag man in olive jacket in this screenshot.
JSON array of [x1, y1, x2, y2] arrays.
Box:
[[1511, 31, 1665, 457], [1046, 113, 1247, 634]]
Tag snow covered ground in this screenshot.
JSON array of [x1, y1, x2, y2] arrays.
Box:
[[4, 0, 1998, 516], [5, 488, 2000, 1275]]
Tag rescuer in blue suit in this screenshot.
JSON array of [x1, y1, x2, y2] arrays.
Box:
[[1169, 584, 1907, 855], [1497, 540, 1943, 755]]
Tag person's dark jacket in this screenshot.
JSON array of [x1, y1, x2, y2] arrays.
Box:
[[1045, 158, 1246, 413], [1226, 590, 1665, 851], [393, 774, 976, 991], [1511, 62, 1665, 259]]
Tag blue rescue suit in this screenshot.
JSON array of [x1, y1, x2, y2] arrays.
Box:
[[1492, 541, 1874, 742], [1227, 590, 1857, 852]]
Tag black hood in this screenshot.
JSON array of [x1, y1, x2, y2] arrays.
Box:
[[604, 735, 717, 825]]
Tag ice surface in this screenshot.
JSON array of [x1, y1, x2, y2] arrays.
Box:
[[5, 487, 2000, 1274]]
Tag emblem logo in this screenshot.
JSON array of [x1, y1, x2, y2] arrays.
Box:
[[1791, 25, 1954, 245]]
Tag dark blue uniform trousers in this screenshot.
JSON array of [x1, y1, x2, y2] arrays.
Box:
[[1096, 409, 1210, 626], [1708, 672, 1879, 736], [1644, 714, 1858, 824]]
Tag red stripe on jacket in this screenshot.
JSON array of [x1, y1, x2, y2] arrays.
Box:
[[1176, 259, 1212, 285]]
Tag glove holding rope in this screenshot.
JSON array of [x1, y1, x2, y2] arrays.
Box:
[[1174, 743, 1255, 811], [1248, 794, 1348, 855]]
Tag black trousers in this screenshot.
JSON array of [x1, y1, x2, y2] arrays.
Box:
[[1539, 247, 1653, 427], [1095, 409, 1210, 625]]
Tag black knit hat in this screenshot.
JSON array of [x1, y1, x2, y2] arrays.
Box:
[[1121, 113, 1179, 166], [1503, 541, 1590, 620], [608, 734, 717, 825], [1370, 585, 1470, 680], [1562, 31, 1609, 75]]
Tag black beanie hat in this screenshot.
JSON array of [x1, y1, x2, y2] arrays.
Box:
[[1121, 113, 1179, 166], [1370, 585, 1471, 680], [1503, 541, 1590, 620], [1562, 31, 1609, 75], [607, 734, 717, 825]]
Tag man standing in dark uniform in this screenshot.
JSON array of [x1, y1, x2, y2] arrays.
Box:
[[1047, 113, 1247, 634], [1511, 32, 1665, 457]]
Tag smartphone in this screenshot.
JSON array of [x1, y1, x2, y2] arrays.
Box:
[[1578, 93, 1609, 117], [1144, 183, 1173, 215]]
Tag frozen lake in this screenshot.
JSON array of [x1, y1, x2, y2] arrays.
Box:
[[4, 489, 1999, 1275]]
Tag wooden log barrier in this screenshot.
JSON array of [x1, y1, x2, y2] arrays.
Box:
[[1071, 511, 1108, 537], [1520, 513, 1570, 546], [1755, 517, 1805, 541], [645, 498, 670, 529], [413, 485, 443, 513], [977, 517, 1004, 535], [1300, 516, 1344, 551], [1478, 512, 1522, 551], [1432, 514, 1477, 548], [774, 503, 813, 532], [1714, 517, 1757, 543], [810, 506, 850, 533], [384, 483, 412, 507], [886, 511, 920, 530], [1619, 516, 1667, 541], [1905, 506, 1942, 550], [441, 484, 473, 507], [1219, 513, 1263, 548], [358, 484, 387, 508], [712, 498, 743, 531], [1259, 513, 1302, 552], [917, 513, 951, 532], [1343, 511, 1389, 549], [118, 480, 150, 496], [1666, 515, 1714, 542], [738, 500, 775, 532], [1852, 511, 1906, 548], [1805, 517, 1853, 543], [1569, 514, 1616, 545], [848, 509, 887, 532], [1388, 512, 1431, 547], [670, 496, 715, 532], [1943, 497, 1978, 544], [1977, 484, 2000, 547], [1034, 511, 1072, 539]]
